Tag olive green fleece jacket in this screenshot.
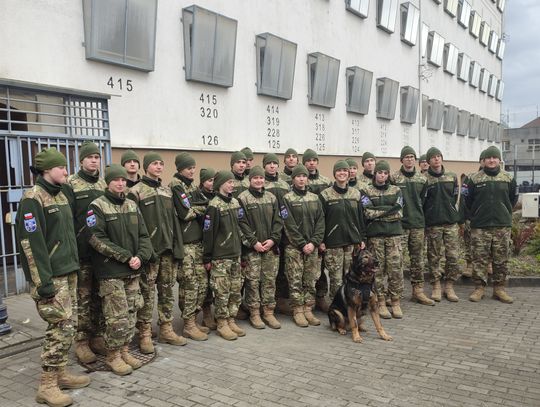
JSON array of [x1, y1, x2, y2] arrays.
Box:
[[169, 173, 206, 244], [361, 181, 404, 237], [282, 187, 325, 249], [391, 166, 427, 229], [264, 173, 290, 207], [423, 166, 462, 227]]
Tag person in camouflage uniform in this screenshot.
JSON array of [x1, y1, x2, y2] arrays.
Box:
[[280, 148, 299, 185], [128, 152, 186, 353], [238, 166, 283, 329], [423, 147, 462, 303], [203, 171, 245, 340], [463, 146, 518, 304], [17, 148, 90, 407], [63, 141, 107, 363], [346, 157, 364, 190], [241, 147, 255, 176], [358, 152, 376, 184], [361, 160, 404, 319], [320, 160, 365, 299], [87, 164, 153, 376], [169, 152, 209, 341], [418, 154, 429, 174], [282, 164, 325, 327], [391, 146, 434, 306], [121, 149, 141, 190], [230, 151, 250, 198]]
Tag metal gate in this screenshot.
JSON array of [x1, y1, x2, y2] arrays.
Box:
[[0, 83, 111, 296]]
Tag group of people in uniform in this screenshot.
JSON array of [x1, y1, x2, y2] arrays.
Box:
[[16, 141, 517, 407]]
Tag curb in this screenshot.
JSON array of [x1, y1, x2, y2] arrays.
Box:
[[0, 337, 43, 360]]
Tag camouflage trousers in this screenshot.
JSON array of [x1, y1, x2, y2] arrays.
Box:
[[99, 276, 143, 350], [471, 227, 511, 285], [463, 220, 472, 263], [137, 253, 177, 325], [284, 246, 318, 307], [75, 261, 103, 341], [401, 228, 425, 284], [426, 224, 461, 283], [242, 250, 279, 308], [368, 236, 403, 299], [324, 245, 354, 299], [31, 272, 77, 368], [210, 258, 243, 319], [177, 243, 208, 320]]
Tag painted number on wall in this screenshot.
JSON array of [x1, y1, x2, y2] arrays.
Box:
[[314, 113, 326, 152], [199, 93, 218, 118], [351, 119, 361, 153], [107, 77, 133, 91], [266, 105, 280, 150]]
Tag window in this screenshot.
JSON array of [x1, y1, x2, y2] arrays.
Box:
[[479, 69, 490, 93], [255, 33, 297, 100], [479, 22, 490, 46], [377, 0, 399, 33], [497, 125, 503, 143], [346, 66, 373, 115], [182, 5, 238, 87], [488, 74, 497, 98], [458, 0, 472, 28], [488, 121, 498, 142], [497, 0, 506, 12], [443, 105, 458, 133], [426, 99, 444, 130], [496, 80, 504, 101], [479, 118, 489, 140], [469, 11, 482, 38], [420, 23, 430, 59], [497, 39, 506, 60], [489, 31, 499, 54], [400, 2, 420, 46], [346, 0, 370, 18], [457, 53, 470, 82], [457, 109, 470, 136], [82, 0, 157, 72], [469, 61, 481, 88], [443, 43, 459, 75], [502, 140, 510, 151], [469, 114, 480, 138], [427, 31, 445, 67], [376, 77, 399, 120], [400, 86, 419, 124], [307, 52, 340, 108], [444, 0, 458, 17]]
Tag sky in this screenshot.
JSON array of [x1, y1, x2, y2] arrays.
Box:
[[503, 0, 540, 127]]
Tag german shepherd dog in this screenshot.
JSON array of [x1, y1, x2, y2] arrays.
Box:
[[328, 249, 393, 343]]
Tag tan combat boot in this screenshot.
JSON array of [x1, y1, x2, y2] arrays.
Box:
[[201, 304, 217, 330], [137, 322, 154, 354], [249, 307, 266, 329], [431, 280, 442, 302], [304, 302, 321, 326], [444, 281, 459, 302], [159, 322, 188, 346], [89, 336, 107, 356], [57, 366, 90, 389], [74, 339, 97, 364], [462, 262, 473, 278], [378, 296, 392, 319], [36, 368, 73, 407], [493, 283, 513, 304], [262, 305, 281, 329], [292, 306, 309, 327], [195, 318, 210, 334], [235, 305, 249, 320], [411, 283, 435, 306], [227, 318, 246, 337], [106, 349, 133, 376], [390, 298, 403, 319], [315, 296, 329, 313], [183, 317, 208, 341], [469, 284, 485, 302], [216, 318, 238, 341], [121, 345, 143, 370]]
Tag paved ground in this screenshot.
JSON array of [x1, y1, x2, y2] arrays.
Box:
[[1, 284, 540, 407]]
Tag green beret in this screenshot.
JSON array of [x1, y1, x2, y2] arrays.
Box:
[[230, 151, 247, 166], [105, 164, 128, 184], [143, 151, 163, 171], [121, 149, 139, 166], [374, 160, 391, 173], [400, 146, 417, 161], [213, 170, 234, 191], [241, 147, 254, 160], [483, 146, 501, 160], [263, 153, 279, 167], [362, 152, 375, 165], [248, 165, 265, 180], [175, 152, 196, 171], [199, 167, 216, 184], [333, 160, 350, 174], [419, 154, 427, 163], [291, 164, 309, 178], [302, 148, 318, 164], [79, 141, 100, 162], [284, 148, 298, 156], [345, 157, 358, 168], [426, 147, 443, 162], [34, 147, 67, 171]]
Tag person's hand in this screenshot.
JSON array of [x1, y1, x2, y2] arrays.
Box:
[[254, 242, 266, 253], [129, 256, 141, 270], [204, 263, 212, 271], [359, 241, 366, 250], [303, 242, 315, 255], [319, 243, 326, 253], [262, 239, 275, 251]]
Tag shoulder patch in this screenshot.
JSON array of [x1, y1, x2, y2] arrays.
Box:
[[203, 214, 211, 231], [280, 205, 289, 219], [361, 195, 372, 207], [86, 209, 97, 227], [461, 183, 469, 197], [397, 196, 404, 207], [24, 213, 37, 233], [180, 192, 191, 208], [238, 207, 245, 219]]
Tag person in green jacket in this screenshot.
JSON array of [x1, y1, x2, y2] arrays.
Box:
[[346, 157, 364, 190], [358, 152, 376, 184], [238, 166, 283, 329], [121, 149, 141, 190], [128, 152, 186, 353], [320, 160, 365, 299], [361, 160, 404, 319], [63, 141, 107, 364], [87, 164, 153, 376], [241, 146, 255, 176], [464, 146, 518, 304], [418, 154, 429, 174], [280, 147, 299, 185], [17, 148, 90, 407], [203, 171, 245, 341], [282, 164, 325, 327], [230, 151, 249, 198]]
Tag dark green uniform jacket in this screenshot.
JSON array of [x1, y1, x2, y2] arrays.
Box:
[[87, 190, 153, 279], [238, 187, 283, 249], [361, 181, 403, 238], [169, 174, 205, 245], [202, 193, 243, 263], [264, 173, 290, 207], [391, 167, 427, 229], [16, 177, 79, 298], [282, 187, 325, 249], [63, 170, 106, 261], [307, 170, 332, 195], [423, 166, 461, 227], [320, 183, 365, 248], [232, 172, 249, 198], [463, 167, 518, 229]]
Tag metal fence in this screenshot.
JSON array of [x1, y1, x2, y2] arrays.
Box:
[[0, 84, 111, 296]]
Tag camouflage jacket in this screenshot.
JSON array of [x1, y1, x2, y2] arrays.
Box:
[[169, 174, 205, 244], [319, 184, 365, 248], [125, 174, 141, 194], [307, 170, 332, 195], [280, 167, 294, 186], [358, 171, 374, 185], [87, 190, 153, 279], [202, 193, 243, 263], [264, 173, 290, 207], [349, 177, 368, 192], [423, 166, 462, 227], [232, 172, 249, 198], [463, 167, 518, 229], [391, 167, 427, 229], [16, 177, 79, 298], [361, 181, 403, 238], [282, 187, 325, 249], [63, 169, 106, 260], [238, 187, 283, 249]]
